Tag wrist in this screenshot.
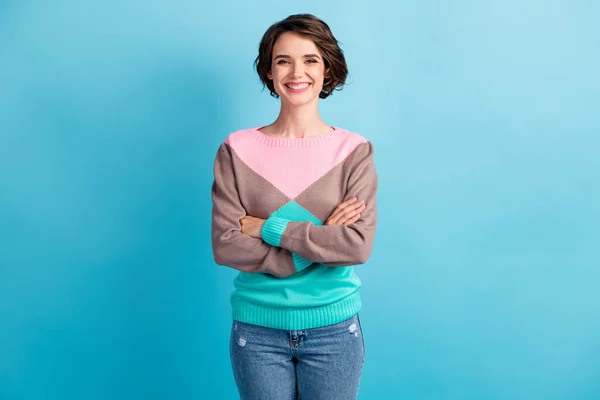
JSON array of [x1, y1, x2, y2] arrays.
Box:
[[261, 216, 290, 247]]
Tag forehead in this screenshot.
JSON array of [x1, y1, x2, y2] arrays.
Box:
[[272, 32, 321, 56]]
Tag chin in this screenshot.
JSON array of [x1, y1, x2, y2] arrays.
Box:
[[280, 92, 320, 106]]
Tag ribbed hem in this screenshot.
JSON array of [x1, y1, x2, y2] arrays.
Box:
[[261, 216, 289, 247], [248, 126, 344, 147], [292, 253, 313, 272], [231, 291, 362, 330]]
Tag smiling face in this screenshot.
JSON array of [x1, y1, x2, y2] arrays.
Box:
[[267, 32, 329, 107]]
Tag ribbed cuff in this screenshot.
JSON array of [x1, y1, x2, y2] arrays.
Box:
[[293, 253, 313, 272], [261, 216, 290, 247]]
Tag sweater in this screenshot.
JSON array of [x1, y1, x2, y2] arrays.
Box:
[[211, 126, 378, 330]]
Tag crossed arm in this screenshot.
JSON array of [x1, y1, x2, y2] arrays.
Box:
[[212, 141, 377, 277], [240, 196, 370, 268]]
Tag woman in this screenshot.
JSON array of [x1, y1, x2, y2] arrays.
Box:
[[211, 13, 378, 399]]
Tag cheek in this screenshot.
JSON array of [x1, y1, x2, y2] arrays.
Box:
[[270, 71, 283, 84]]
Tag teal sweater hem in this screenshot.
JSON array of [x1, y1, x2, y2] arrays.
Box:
[[231, 290, 362, 330]]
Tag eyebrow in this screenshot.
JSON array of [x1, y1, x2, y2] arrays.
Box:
[[274, 54, 321, 60]]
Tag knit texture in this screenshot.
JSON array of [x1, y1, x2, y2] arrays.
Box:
[[211, 126, 378, 330]]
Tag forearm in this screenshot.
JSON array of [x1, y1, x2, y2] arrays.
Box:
[[262, 217, 376, 265], [212, 227, 297, 277]]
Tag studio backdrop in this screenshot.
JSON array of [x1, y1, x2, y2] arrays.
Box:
[[1, 1, 599, 399]]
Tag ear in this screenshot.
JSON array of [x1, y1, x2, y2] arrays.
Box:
[[267, 70, 273, 80]]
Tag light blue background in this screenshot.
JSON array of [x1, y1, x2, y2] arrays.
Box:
[[1, 1, 599, 399]]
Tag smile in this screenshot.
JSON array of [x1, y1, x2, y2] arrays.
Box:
[[285, 82, 311, 93]]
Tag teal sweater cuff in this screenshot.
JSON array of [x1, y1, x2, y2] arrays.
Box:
[[292, 253, 313, 272], [262, 217, 313, 271], [261, 216, 289, 247]]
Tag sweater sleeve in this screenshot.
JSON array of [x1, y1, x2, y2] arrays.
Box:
[[261, 141, 378, 266], [211, 143, 298, 278]]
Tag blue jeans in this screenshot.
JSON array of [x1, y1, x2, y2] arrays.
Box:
[[230, 313, 366, 400]]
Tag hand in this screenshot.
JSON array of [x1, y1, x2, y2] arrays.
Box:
[[240, 215, 265, 239], [325, 197, 366, 226]]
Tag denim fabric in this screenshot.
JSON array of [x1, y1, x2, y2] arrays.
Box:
[[229, 314, 365, 400]]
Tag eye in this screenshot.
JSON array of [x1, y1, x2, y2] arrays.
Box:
[[275, 59, 318, 65]]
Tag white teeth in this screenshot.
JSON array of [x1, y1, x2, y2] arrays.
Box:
[[286, 83, 309, 89]]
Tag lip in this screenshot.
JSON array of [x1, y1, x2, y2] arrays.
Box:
[[284, 82, 311, 94]]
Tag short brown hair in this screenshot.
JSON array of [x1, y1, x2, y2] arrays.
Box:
[[254, 14, 348, 99]]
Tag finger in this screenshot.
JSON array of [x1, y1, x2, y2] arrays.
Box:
[[333, 197, 358, 214], [329, 199, 363, 223], [337, 203, 366, 223], [344, 213, 361, 225]]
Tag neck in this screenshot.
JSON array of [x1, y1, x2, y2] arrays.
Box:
[[266, 99, 331, 139]]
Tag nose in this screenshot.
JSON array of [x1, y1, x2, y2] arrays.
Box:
[[290, 61, 305, 78]]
